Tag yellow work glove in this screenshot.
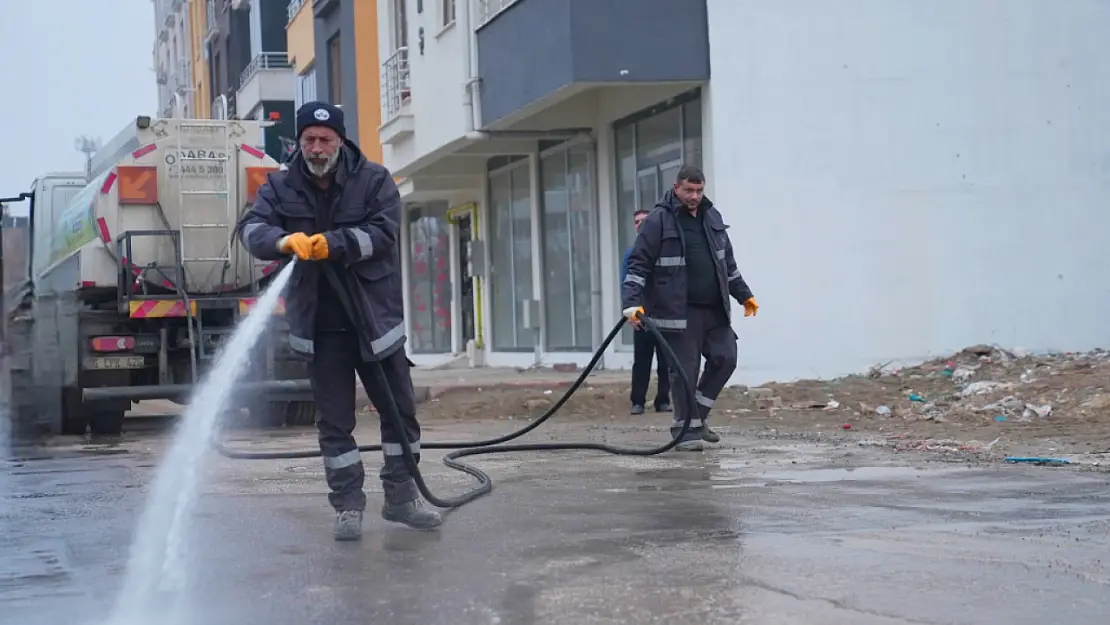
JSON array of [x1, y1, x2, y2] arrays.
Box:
[[308, 233, 329, 261], [743, 297, 759, 317], [278, 232, 313, 260]]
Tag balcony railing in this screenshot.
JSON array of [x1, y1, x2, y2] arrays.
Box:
[[475, 0, 520, 29], [212, 93, 237, 120], [240, 52, 292, 89], [287, 0, 306, 23], [381, 47, 411, 121]]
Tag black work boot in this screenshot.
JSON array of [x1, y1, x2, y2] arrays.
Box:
[[382, 498, 443, 530], [334, 510, 363, 541], [702, 427, 721, 444]]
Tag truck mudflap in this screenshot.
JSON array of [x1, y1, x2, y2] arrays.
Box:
[[82, 378, 312, 402]]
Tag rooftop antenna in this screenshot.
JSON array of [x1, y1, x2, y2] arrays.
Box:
[[74, 136, 101, 181]]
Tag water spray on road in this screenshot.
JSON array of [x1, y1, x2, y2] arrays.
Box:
[[105, 261, 296, 625]]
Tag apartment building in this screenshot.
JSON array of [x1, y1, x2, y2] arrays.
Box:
[[187, 0, 212, 118], [311, 0, 385, 160], [379, 0, 1110, 384], [204, 0, 251, 121], [376, 0, 707, 369], [235, 0, 297, 160], [286, 0, 317, 112], [152, 0, 194, 118]]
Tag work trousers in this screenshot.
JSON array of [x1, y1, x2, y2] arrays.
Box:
[[661, 304, 738, 440], [310, 331, 422, 512], [630, 327, 671, 409]]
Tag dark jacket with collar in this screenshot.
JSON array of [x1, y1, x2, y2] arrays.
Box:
[[237, 140, 406, 362], [621, 189, 754, 331]]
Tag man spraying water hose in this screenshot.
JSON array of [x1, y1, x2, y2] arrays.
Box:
[[237, 101, 441, 540], [622, 165, 759, 452]]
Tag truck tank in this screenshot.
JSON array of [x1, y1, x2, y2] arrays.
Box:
[[36, 116, 280, 295], [15, 117, 313, 438]]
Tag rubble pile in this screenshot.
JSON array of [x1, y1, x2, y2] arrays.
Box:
[[741, 344, 1110, 429]]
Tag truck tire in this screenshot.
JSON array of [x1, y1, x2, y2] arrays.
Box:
[[60, 388, 88, 436], [257, 400, 316, 428], [88, 410, 126, 437], [283, 401, 317, 427]]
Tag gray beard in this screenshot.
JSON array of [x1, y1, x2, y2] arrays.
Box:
[[305, 150, 340, 178]]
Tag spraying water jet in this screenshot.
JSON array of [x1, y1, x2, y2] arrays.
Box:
[[105, 260, 296, 625]]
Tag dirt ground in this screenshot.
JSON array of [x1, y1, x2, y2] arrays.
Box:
[[399, 344, 1110, 466]]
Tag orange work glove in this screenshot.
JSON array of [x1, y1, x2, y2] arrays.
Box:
[[308, 233, 329, 261], [278, 232, 313, 260], [622, 305, 644, 328], [743, 297, 759, 317]]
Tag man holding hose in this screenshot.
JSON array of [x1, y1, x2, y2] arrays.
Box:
[[238, 101, 441, 540], [621, 165, 758, 452]]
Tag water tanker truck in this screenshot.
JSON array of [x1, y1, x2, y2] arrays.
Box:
[[4, 116, 313, 438]]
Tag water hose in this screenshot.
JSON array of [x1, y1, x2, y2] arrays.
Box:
[[213, 262, 697, 510]]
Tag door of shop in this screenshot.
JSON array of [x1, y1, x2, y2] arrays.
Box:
[[455, 213, 476, 348]]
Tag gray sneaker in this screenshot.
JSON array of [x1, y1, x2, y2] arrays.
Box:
[[334, 510, 363, 541], [382, 498, 443, 530]]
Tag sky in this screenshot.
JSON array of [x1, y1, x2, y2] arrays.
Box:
[[0, 0, 157, 216]]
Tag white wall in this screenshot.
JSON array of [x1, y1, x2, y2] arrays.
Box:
[[707, 0, 1110, 385], [378, 0, 472, 172]]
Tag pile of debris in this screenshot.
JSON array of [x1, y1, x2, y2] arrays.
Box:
[[745, 344, 1110, 428]]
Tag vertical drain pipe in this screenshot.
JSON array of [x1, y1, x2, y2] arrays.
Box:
[[461, 0, 483, 134]]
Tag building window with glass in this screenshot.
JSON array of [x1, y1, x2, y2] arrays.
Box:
[[540, 144, 594, 352], [614, 88, 703, 346], [407, 203, 452, 353], [488, 158, 535, 351]]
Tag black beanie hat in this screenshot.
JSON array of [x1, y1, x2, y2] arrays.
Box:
[[296, 101, 346, 139]]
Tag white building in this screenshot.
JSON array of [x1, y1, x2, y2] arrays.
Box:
[[152, 0, 194, 118], [378, 0, 1110, 385]]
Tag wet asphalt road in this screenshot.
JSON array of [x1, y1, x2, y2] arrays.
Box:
[[1, 417, 1108, 625]]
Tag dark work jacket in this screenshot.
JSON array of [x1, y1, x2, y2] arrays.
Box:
[[237, 141, 405, 362], [620, 190, 754, 332]]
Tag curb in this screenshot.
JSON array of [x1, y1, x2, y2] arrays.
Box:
[[355, 378, 627, 410]]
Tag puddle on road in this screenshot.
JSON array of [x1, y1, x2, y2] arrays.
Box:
[[722, 464, 971, 484]]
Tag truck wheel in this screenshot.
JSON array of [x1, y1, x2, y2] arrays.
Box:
[[284, 401, 317, 427], [259, 401, 316, 428], [89, 411, 126, 437], [61, 388, 88, 436]]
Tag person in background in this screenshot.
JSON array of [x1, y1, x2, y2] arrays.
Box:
[[621, 208, 672, 415]]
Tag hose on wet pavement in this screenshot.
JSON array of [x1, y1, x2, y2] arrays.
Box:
[[212, 263, 696, 510]]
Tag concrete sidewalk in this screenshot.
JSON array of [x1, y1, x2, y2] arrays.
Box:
[[401, 366, 629, 404]]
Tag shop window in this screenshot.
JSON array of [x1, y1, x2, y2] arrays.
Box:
[[540, 145, 594, 351], [407, 203, 452, 353], [489, 162, 535, 351]]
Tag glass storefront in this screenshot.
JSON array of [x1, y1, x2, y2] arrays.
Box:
[[407, 202, 452, 353], [614, 89, 703, 347], [540, 143, 595, 352], [488, 158, 536, 351]]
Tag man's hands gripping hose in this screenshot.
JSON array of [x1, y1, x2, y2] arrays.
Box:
[[278, 233, 314, 260], [743, 297, 759, 317], [623, 306, 644, 329], [308, 233, 329, 260], [278, 232, 330, 261]]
